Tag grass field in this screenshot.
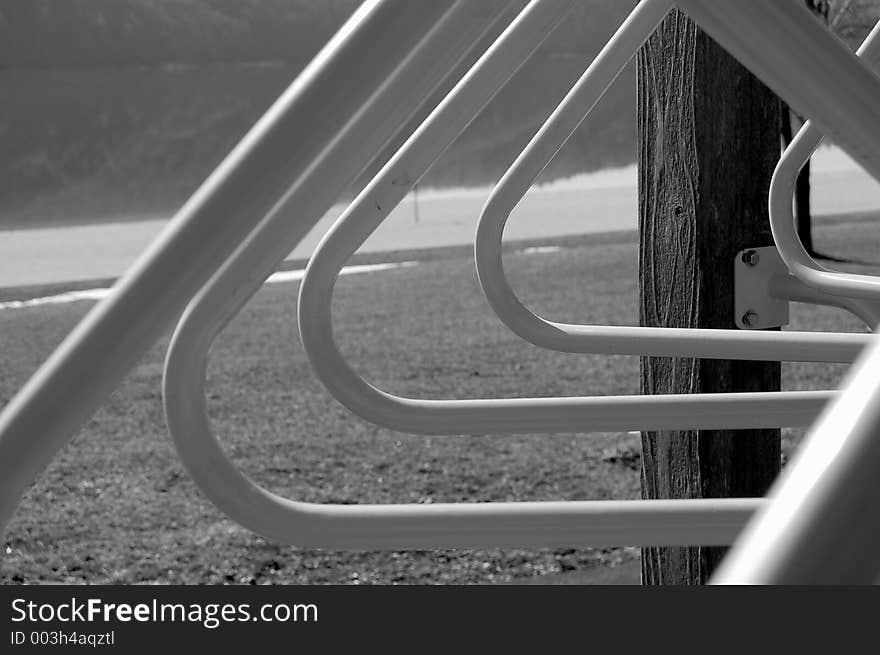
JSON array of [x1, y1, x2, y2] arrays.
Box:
[[0, 218, 877, 585]]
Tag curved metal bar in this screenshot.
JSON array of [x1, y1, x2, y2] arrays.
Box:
[[768, 273, 880, 329], [768, 19, 880, 307], [712, 322, 880, 584], [0, 0, 512, 534], [474, 0, 875, 362], [164, 347, 770, 547], [163, 0, 786, 548], [294, 0, 834, 436]]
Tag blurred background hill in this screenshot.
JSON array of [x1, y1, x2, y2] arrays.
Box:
[[1, 0, 877, 228]]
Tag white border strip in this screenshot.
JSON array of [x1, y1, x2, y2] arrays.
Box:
[[0, 242, 568, 312], [0, 261, 419, 311]]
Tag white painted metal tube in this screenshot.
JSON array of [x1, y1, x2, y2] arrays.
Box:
[[293, 0, 834, 435], [475, 0, 874, 362], [167, 1, 880, 553], [712, 331, 880, 584], [158, 370, 770, 549], [162, 0, 778, 549], [0, 0, 502, 533], [768, 273, 880, 329], [768, 19, 880, 305], [168, 407, 754, 548], [678, 0, 880, 183]]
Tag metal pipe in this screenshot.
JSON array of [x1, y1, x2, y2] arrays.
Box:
[[157, 1, 880, 555], [4, 0, 877, 555], [768, 19, 880, 305], [172, 0, 752, 551], [0, 0, 497, 533], [164, 0, 794, 548], [712, 330, 880, 583], [293, 0, 834, 438], [768, 274, 880, 329], [474, 0, 874, 362]]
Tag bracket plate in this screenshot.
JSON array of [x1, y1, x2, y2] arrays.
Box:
[[734, 246, 790, 330]]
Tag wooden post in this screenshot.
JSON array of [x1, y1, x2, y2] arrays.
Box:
[[637, 10, 783, 585]]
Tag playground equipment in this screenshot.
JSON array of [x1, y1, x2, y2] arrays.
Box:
[[768, 19, 880, 304], [475, 1, 880, 347], [1, 0, 879, 581]]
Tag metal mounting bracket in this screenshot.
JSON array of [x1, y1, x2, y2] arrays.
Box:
[[734, 246, 790, 330]]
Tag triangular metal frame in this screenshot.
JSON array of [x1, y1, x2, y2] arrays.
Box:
[[1, 0, 879, 572]]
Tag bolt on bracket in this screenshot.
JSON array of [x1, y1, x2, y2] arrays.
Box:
[[734, 246, 790, 330]]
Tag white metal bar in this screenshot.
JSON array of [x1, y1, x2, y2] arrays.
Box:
[[154, 371, 768, 549], [163, 0, 790, 549], [0, 0, 507, 534], [170, 0, 880, 553], [170, 0, 767, 551], [134, 448, 763, 548], [768, 19, 880, 306], [290, 0, 833, 437], [768, 273, 880, 329], [4, 0, 878, 556], [712, 332, 880, 584], [474, 0, 874, 362]]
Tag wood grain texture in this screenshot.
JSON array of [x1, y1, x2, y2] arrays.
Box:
[[637, 10, 782, 585]]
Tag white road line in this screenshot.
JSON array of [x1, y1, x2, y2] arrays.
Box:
[[0, 242, 566, 312], [0, 261, 419, 311], [519, 246, 563, 255]]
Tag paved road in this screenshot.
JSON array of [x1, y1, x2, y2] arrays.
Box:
[[0, 182, 637, 287], [2, 150, 877, 287]]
